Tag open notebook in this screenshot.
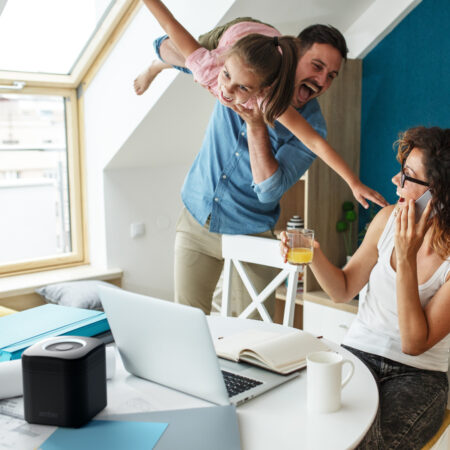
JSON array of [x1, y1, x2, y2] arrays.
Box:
[[214, 328, 329, 375]]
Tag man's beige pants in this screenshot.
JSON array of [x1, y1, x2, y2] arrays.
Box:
[[174, 208, 279, 318]]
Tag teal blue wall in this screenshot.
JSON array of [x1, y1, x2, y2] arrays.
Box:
[[359, 0, 450, 227]]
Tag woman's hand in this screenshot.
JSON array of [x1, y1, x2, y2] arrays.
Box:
[[350, 180, 389, 209], [395, 198, 432, 262], [280, 231, 289, 263], [279, 231, 320, 264]]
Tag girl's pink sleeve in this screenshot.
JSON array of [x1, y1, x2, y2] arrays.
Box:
[[185, 47, 221, 98]]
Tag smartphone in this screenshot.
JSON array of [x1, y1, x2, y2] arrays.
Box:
[[414, 190, 434, 223]]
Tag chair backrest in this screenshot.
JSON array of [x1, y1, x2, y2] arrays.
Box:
[[222, 234, 290, 268], [221, 235, 301, 327]]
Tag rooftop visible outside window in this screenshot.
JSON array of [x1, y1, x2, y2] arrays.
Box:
[[0, 0, 114, 75]]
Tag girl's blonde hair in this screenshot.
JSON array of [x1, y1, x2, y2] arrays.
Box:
[[395, 126, 450, 259], [228, 34, 299, 126]]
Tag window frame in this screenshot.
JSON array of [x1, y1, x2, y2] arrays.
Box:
[[0, 0, 140, 276], [0, 86, 85, 276]]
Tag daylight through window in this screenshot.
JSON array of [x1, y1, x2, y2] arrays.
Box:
[[0, 94, 72, 265]]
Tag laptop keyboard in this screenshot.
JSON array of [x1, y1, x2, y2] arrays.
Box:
[[221, 370, 263, 398]]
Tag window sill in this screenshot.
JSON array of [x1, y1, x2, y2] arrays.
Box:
[[0, 265, 123, 300]]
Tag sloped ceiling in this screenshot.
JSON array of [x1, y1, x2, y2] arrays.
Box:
[[221, 0, 375, 39], [220, 0, 421, 58]]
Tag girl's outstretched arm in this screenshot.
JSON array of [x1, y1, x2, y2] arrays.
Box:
[[277, 106, 388, 209], [142, 0, 201, 58]]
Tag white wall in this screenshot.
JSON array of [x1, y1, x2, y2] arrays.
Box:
[[103, 164, 189, 299]]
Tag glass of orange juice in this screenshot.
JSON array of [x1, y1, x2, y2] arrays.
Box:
[[286, 229, 314, 265]]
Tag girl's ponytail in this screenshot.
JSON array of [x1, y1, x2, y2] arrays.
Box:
[[229, 34, 299, 126], [262, 36, 298, 125]]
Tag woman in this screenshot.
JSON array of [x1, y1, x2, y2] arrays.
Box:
[[281, 126, 450, 449]]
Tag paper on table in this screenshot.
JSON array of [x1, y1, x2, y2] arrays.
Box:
[[0, 359, 22, 399], [0, 396, 24, 419], [0, 345, 116, 400], [0, 413, 56, 449], [39, 420, 168, 450], [98, 377, 160, 418], [105, 345, 117, 379]]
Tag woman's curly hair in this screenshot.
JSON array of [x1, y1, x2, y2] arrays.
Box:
[[395, 126, 450, 259]]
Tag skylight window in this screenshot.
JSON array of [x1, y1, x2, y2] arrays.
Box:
[[0, 0, 113, 75]]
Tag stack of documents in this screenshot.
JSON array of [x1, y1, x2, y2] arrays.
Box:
[[0, 304, 109, 361]]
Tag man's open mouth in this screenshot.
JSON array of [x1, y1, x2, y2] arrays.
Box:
[[298, 81, 320, 103]]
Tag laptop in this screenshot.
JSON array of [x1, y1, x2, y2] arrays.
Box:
[[99, 286, 300, 406]]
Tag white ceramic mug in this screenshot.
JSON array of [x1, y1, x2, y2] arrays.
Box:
[[306, 350, 355, 413]]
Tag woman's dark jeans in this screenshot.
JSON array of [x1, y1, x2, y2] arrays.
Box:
[[342, 345, 448, 449]]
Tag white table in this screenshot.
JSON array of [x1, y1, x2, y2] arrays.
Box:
[[102, 316, 379, 450]]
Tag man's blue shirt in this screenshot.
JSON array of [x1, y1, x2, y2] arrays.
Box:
[[181, 99, 326, 234]]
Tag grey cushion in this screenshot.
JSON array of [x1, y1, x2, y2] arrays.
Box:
[[36, 280, 119, 310]]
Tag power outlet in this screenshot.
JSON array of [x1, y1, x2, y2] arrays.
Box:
[[130, 222, 145, 239]]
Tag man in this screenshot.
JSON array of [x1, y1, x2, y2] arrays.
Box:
[[141, 21, 348, 316]]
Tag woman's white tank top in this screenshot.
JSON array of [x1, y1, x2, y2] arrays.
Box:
[[343, 210, 450, 371]]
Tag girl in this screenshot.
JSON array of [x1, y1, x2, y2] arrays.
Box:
[[139, 0, 387, 209], [281, 126, 450, 448]]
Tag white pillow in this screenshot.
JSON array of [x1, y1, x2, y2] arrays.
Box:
[[36, 280, 120, 310]]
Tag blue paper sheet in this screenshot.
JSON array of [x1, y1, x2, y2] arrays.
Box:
[[39, 420, 168, 450]]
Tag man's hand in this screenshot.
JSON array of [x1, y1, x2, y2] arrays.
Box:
[[350, 180, 389, 209], [229, 104, 266, 128]]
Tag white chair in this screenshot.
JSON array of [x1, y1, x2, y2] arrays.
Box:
[[221, 234, 302, 327]]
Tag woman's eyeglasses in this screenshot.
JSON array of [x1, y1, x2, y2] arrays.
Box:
[[401, 160, 430, 188]]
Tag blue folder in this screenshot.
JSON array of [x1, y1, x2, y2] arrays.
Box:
[[106, 405, 241, 450], [0, 304, 110, 361]]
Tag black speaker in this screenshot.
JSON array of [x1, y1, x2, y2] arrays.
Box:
[[22, 336, 107, 427]]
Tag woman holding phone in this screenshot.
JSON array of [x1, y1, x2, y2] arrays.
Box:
[[281, 126, 450, 449]]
